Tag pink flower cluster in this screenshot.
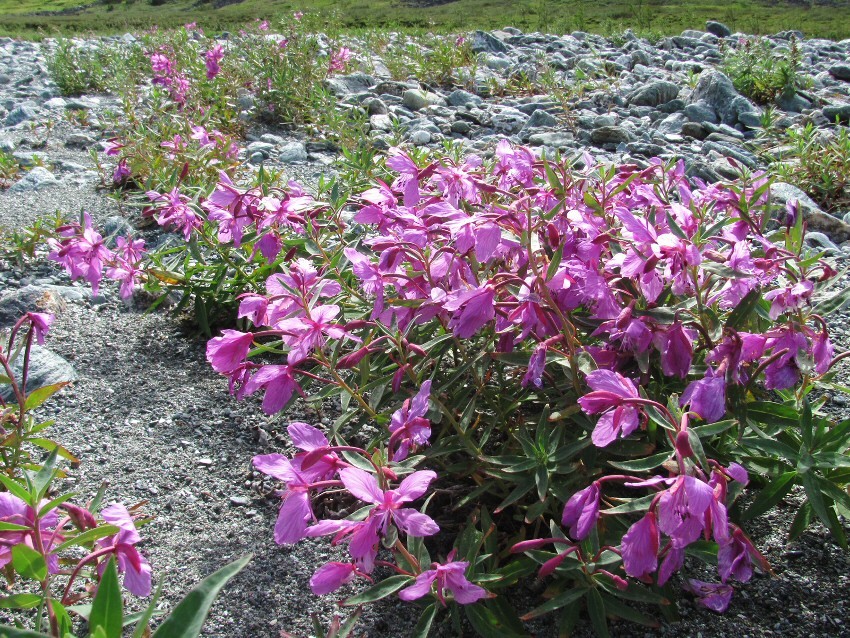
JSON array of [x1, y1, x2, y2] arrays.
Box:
[[48, 213, 146, 299], [250, 423, 479, 603], [148, 51, 190, 105]]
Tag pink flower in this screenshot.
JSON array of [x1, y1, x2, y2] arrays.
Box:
[[243, 365, 302, 415], [578, 370, 643, 448], [206, 330, 254, 373], [205, 44, 224, 80], [658, 322, 693, 378], [26, 312, 54, 345], [253, 454, 315, 545], [389, 381, 432, 461], [683, 579, 734, 613], [681, 369, 726, 423], [47, 213, 113, 296], [657, 475, 715, 547], [398, 551, 487, 605], [443, 285, 496, 339], [562, 483, 600, 540], [97, 504, 152, 596], [620, 512, 659, 580], [309, 469, 439, 567], [112, 159, 131, 184], [329, 47, 352, 73], [276, 305, 355, 365], [521, 345, 547, 389], [310, 562, 364, 595], [0, 493, 62, 575]]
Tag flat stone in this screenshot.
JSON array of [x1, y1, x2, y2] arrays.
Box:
[[822, 103, 850, 123], [0, 345, 77, 402], [402, 89, 446, 111], [828, 64, 850, 81], [705, 21, 732, 38], [771, 182, 850, 242], [278, 142, 307, 163], [8, 167, 59, 192], [628, 80, 680, 107], [590, 126, 634, 145], [5, 105, 37, 126]]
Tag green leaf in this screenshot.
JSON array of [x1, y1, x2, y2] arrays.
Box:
[[51, 525, 120, 555], [153, 555, 252, 638], [0, 594, 41, 609], [24, 382, 69, 411], [788, 500, 813, 542], [90, 557, 123, 638], [521, 587, 586, 620], [602, 494, 655, 515], [586, 588, 610, 638], [341, 575, 411, 607], [29, 439, 79, 463], [600, 594, 660, 627], [0, 626, 52, 637], [11, 544, 47, 581], [465, 601, 528, 638], [607, 451, 671, 472], [814, 285, 850, 316], [132, 582, 164, 638], [0, 475, 33, 506], [31, 447, 60, 501], [743, 471, 797, 520], [411, 603, 437, 638], [0, 522, 31, 533], [801, 472, 847, 549]]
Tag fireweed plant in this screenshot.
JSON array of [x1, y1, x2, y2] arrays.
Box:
[[68, 14, 366, 195], [49, 143, 850, 635], [0, 313, 251, 637]]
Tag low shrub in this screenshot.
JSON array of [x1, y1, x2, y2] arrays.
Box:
[[51, 142, 850, 635], [721, 36, 811, 105]]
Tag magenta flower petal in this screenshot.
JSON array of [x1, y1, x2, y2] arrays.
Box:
[[274, 491, 311, 545], [206, 330, 254, 373], [340, 468, 384, 504], [621, 512, 659, 579], [562, 483, 600, 540], [253, 454, 299, 483], [393, 509, 440, 537], [684, 580, 734, 613], [310, 562, 357, 595], [395, 470, 438, 502], [398, 570, 437, 601], [288, 422, 329, 451]]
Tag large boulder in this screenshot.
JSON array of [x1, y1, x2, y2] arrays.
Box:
[[689, 70, 758, 126], [628, 80, 680, 107]]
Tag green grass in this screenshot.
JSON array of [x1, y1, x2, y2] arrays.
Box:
[[1, 0, 850, 41]]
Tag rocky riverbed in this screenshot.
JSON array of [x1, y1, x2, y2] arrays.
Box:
[[1, 20, 850, 638]]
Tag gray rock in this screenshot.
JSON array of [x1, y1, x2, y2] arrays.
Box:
[[410, 130, 431, 145], [491, 107, 529, 134], [471, 30, 509, 54], [771, 182, 850, 242], [5, 105, 37, 126], [628, 80, 680, 107], [527, 132, 574, 147], [446, 89, 482, 107], [828, 64, 850, 81], [522, 108, 558, 130], [690, 70, 756, 125], [64, 97, 97, 110], [246, 141, 275, 157], [402, 89, 446, 111], [324, 72, 376, 97], [684, 101, 720, 124], [0, 285, 68, 328], [0, 137, 14, 153], [681, 122, 708, 139], [657, 113, 687, 135], [65, 133, 96, 148], [451, 120, 471, 134], [259, 134, 285, 145], [590, 126, 634, 145], [102, 216, 133, 241], [362, 97, 387, 115], [705, 21, 732, 38], [822, 103, 850, 124], [776, 92, 812, 113], [8, 167, 59, 192], [370, 114, 393, 132], [278, 142, 307, 163], [805, 231, 842, 255], [0, 345, 77, 402], [43, 97, 66, 109]]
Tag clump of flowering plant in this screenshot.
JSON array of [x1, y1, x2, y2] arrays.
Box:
[[57, 140, 850, 635]]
